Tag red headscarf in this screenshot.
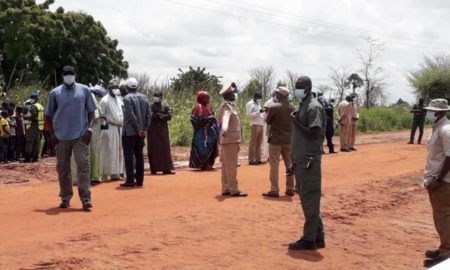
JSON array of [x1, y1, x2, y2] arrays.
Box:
[[193, 90, 213, 116]]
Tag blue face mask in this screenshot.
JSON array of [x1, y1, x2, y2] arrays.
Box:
[[294, 89, 306, 100]]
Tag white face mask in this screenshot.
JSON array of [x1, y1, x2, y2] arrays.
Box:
[[112, 89, 121, 96], [294, 89, 306, 100], [153, 97, 161, 103], [426, 111, 438, 123], [318, 96, 324, 101], [63, 75, 75, 85], [256, 98, 261, 103]]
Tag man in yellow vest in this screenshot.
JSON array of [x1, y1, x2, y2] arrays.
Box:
[[22, 92, 44, 163]]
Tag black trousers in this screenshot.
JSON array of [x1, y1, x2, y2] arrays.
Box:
[[410, 118, 425, 143], [325, 118, 335, 153], [122, 135, 145, 185]]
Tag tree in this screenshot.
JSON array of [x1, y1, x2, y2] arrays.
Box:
[[315, 85, 334, 97], [249, 66, 275, 100], [0, 0, 128, 91], [407, 54, 450, 100], [285, 70, 299, 92], [347, 73, 364, 94], [329, 66, 349, 102], [241, 79, 262, 101], [170, 66, 222, 94], [355, 36, 387, 109]]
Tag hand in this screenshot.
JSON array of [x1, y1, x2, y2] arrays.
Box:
[[427, 179, 441, 192], [222, 130, 228, 137], [290, 112, 297, 122], [50, 133, 59, 145], [138, 130, 147, 138], [82, 130, 93, 145]]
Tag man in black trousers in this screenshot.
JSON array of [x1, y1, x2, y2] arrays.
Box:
[[408, 98, 426, 144], [317, 93, 336, 154]]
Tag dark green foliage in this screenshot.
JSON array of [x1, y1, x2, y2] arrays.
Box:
[[170, 66, 222, 95]]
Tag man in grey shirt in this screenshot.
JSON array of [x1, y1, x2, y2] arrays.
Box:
[[45, 65, 97, 211], [120, 77, 151, 188], [288, 76, 326, 250]]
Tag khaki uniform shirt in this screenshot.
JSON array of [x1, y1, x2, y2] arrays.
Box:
[[337, 100, 352, 125], [291, 96, 326, 163], [423, 117, 450, 185], [219, 101, 242, 145], [266, 99, 294, 145]]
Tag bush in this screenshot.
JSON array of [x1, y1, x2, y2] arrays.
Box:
[[357, 106, 413, 133]]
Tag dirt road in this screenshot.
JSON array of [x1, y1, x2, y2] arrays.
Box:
[[0, 130, 438, 269]]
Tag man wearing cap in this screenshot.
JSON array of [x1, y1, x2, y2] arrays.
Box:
[[218, 82, 247, 197], [99, 79, 125, 182], [45, 65, 97, 210], [263, 86, 295, 197], [421, 99, 450, 268], [246, 92, 265, 165], [289, 76, 326, 250], [22, 92, 44, 162], [120, 77, 151, 188]]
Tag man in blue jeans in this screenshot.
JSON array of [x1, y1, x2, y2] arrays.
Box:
[[120, 77, 151, 188], [45, 65, 96, 211]]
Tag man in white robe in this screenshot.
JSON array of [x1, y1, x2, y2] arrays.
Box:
[[99, 79, 124, 181]]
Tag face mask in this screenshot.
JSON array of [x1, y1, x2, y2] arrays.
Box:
[[426, 111, 438, 123], [330, 102, 335, 106], [153, 97, 161, 103], [256, 99, 261, 103], [294, 89, 306, 100], [63, 75, 75, 85], [318, 96, 324, 101], [112, 89, 121, 96]]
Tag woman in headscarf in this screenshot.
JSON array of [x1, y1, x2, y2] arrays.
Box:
[[189, 90, 219, 171]]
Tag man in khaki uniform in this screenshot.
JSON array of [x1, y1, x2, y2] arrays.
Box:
[[337, 95, 353, 152], [218, 82, 247, 197], [421, 99, 450, 268], [349, 93, 359, 151], [263, 86, 295, 197]]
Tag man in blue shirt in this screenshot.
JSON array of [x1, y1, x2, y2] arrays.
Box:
[[45, 66, 97, 211]]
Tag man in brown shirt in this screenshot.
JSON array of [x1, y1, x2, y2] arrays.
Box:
[[263, 86, 295, 197], [218, 83, 247, 197]]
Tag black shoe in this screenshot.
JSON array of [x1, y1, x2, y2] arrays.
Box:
[[91, 180, 101, 186], [135, 183, 143, 188], [316, 239, 325, 249], [249, 160, 259, 165], [150, 171, 157, 175], [82, 201, 92, 211], [340, 148, 351, 152], [349, 147, 357, 151], [418, 141, 422, 144], [59, 201, 70, 209], [425, 249, 440, 259], [230, 191, 248, 197], [407, 141, 413, 144], [120, 182, 135, 187], [288, 238, 317, 250], [163, 170, 175, 175], [262, 191, 280, 198], [221, 191, 230, 196], [424, 256, 448, 268], [285, 190, 295, 197], [329, 151, 338, 154], [256, 160, 266, 165]]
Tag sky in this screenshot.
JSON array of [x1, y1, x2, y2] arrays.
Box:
[[45, 0, 450, 103]]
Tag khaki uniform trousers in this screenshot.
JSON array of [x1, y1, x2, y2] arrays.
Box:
[[248, 125, 263, 162], [429, 183, 450, 257], [269, 144, 294, 193], [220, 143, 240, 194], [340, 124, 351, 149], [350, 120, 358, 148]]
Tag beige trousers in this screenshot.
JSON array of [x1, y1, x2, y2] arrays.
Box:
[[268, 144, 294, 193], [220, 143, 240, 194], [429, 183, 450, 257], [248, 125, 263, 162], [340, 124, 351, 149], [350, 120, 358, 147]]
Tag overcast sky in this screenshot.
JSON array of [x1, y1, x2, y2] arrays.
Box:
[[46, 0, 450, 103]]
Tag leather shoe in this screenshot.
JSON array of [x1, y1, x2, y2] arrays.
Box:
[[262, 191, 280, 198], [285, 190, 295, 196], [425, 249, 440, 259], [163, 171, 176, 175], [230, 191, 248, 197], [257, 160, 266, 165], [221, 191, 230, 196], [407, 141, 413, 144], [120, 182, 135, 187], [316, 239, 325, 249], [424, 256, 448, 268], [340, 148, 351, 152], [288, 238, 317, 250], [349, 147, 357, 151], [82, 201, 92, 211], [249, 160, 259, 165], [59, 201, 70, 209]]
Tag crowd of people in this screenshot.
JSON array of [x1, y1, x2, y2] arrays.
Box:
[[1, 65, 449, 267]]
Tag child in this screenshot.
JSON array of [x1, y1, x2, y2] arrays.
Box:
[[0, 111, 11, 164]]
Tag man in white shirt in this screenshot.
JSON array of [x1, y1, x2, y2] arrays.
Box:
[[421, 98, 450, 268], [246, 92, 265, 165]]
